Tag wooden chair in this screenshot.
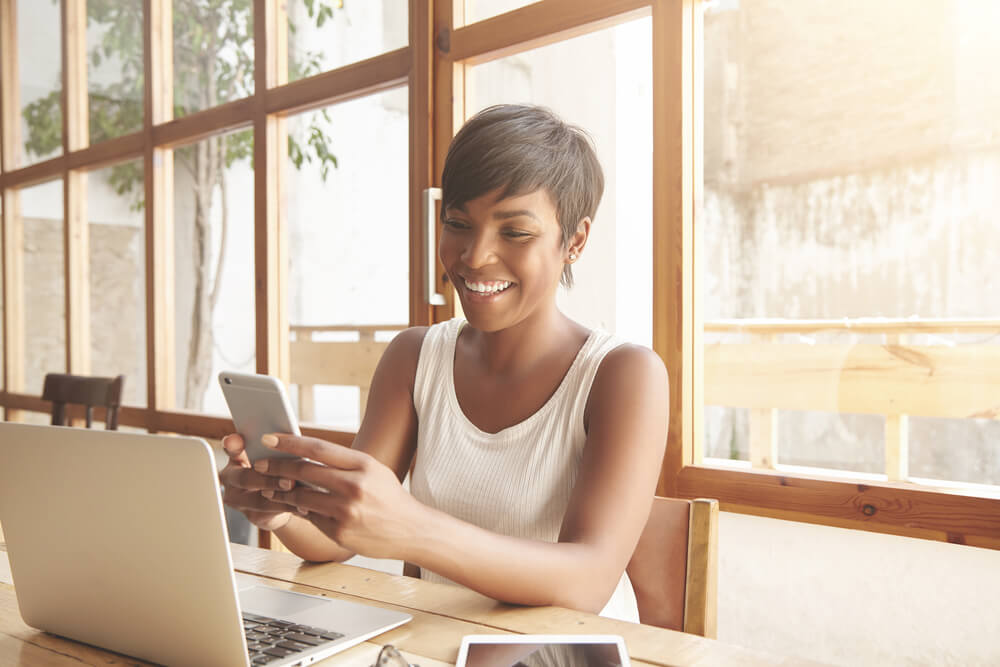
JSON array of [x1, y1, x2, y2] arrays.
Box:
[[403, 496, 720, 638], [627, 496, 719, 637], [42, 373, 125, 430]]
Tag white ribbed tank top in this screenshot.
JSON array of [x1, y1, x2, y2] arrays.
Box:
[[410, 318, 639, 622]]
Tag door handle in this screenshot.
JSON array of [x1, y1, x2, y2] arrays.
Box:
[[423, 187, 446, 306]]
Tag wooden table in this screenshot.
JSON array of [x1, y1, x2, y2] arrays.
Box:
[[0, 543, 809, 666]]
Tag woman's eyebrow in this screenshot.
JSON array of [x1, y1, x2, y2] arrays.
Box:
[[493, 209, 540, 221]]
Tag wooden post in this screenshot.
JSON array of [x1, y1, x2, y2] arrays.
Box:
[[683, 497, 718, 638], [0, 0, 24, 420], [884, 333, 909, 481], [653, 0, 696, 495], [144, 0, 176, 419], [748, 334, 778, 468], [357, 328, 375, 419], [64, 0, 90, 378]]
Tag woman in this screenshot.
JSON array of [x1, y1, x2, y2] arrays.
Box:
[[220, 104, 668, 621]]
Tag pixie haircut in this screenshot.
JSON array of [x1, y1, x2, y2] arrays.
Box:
[[440, 104, 604, 288]]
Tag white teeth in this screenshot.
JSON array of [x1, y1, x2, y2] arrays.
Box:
[[464, 278, 512, 294]]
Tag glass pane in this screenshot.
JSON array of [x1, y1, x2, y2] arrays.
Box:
[[284, 89, 409, 430], [22, 180, 66, 395], [89, 160, 147, 407], [466, 18, 653, 346], [19, 0, 63, 167], [88, 1, 144, 141], [174, 129, 255, 414], [465, 0, 540, 24], [701, 1, 1000, 484], [173, 0, 254, 117], [285, 1, 407, 82]]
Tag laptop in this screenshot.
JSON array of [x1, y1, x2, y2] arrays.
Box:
[[0, 422, 411, 666]]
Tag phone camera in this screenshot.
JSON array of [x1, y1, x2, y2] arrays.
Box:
[[224, 377, 232, 384]]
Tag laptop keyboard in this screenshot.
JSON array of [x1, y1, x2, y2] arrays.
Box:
[[242, 612, 345, 665]]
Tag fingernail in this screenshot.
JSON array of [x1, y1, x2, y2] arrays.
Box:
[[253, 460, 268, 472], [261, 489, 274, 499], [261, 434, 278, 448], [278, 479, 294, 490]]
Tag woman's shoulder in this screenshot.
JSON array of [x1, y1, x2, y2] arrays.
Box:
[[384, 325, 431, 362], [586, 342, 668, 414]]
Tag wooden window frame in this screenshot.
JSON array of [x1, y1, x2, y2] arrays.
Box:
[[0, 0, 426, 446], [0, 0, 997, 548]]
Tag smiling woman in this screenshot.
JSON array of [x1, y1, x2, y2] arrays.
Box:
[[220, 104, 670, 621]]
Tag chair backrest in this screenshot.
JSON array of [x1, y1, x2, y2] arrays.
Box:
[[627, 496, 719, 637], [41, 373, 125, 430]]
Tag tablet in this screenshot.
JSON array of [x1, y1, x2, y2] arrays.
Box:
[[455, 634, 630, 667]]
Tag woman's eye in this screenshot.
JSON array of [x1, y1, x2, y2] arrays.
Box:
[[443, 219, 469, 230], [503, 230, 531, 239]]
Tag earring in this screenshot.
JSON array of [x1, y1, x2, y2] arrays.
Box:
[[568, 253, 577, 261]]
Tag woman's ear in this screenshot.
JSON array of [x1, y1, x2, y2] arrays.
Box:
[[566, 217, 592, 263]]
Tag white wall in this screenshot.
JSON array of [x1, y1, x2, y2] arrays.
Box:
[[719, 513, 1000, 666]]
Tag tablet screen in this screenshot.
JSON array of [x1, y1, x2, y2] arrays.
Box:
[[456, 635, 630, 667]]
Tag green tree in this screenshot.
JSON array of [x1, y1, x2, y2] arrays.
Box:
[[24, 0, 340, 411]]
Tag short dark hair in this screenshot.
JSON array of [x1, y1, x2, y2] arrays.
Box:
[[440, 104, 604, 288]]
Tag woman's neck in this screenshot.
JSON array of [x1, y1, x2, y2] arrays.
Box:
[[462, 307, 587, 377]]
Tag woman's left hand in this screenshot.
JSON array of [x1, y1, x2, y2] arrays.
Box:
[[250, 433, 418, 559]]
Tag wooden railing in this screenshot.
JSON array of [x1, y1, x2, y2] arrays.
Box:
[[289, 324, 407, 422], [704, 318, 1000, 481], [286, 319, 1000, 485]]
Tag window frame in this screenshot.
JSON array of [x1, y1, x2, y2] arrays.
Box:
[[0, 0, 997, 548]]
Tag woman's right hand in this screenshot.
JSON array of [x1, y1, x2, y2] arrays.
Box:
[[219, 433, 296, 532]]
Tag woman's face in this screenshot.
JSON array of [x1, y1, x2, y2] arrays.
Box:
[[439, 187, 571, 333]]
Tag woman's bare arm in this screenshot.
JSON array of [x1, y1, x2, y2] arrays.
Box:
[[258, 343, 669, 612]]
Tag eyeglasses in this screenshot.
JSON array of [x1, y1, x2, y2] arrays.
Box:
[[373, 644, 420, 667]]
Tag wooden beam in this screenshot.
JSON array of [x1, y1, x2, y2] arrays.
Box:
[[152, 97, 255, 148], [144, 0, 175, 413], [447, 0, 651, 65], [409, 0, 435, 326], [0, 0, 24, 418], [704, 343, 1000, 419], [653, 0, 695, 496], [63, 0, 89, 152], [64, 171, 90, 374], [253, 0, 288, 384], [677, 465, 1000, 546], [266, 48, 410, 117], [705, 318, 1000, 335], [63, 0, 89, 375], [428, 0, 464, 325], [1, 189, 23, 402], [68, 132, 145, 172], [0, 0, 20, 173]]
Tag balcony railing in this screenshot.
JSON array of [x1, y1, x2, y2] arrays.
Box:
[[704, 318, 1000, 481], [287, 318, 1000, 485], [290, 324, 407, 422]]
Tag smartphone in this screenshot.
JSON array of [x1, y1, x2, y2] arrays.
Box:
[[218, 371, 301, 462]]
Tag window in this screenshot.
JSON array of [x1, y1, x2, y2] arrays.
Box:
[[466, 17, 653, 345], [700, 0, 1000, 489], [1, 0, 997, 549], [285, 90, 409, 430]]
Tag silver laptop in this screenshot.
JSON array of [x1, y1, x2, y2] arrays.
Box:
[[0, 422, 411, 666]]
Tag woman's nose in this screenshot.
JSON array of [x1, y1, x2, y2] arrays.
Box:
[[461, 233, 496, 268]]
